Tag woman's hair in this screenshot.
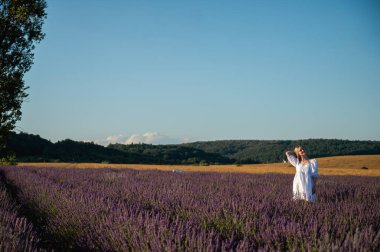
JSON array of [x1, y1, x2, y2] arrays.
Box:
[[293, 145, 302, 162]]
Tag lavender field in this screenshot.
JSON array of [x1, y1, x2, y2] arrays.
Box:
[[0, 174, 41, 251], [0, 166, 379, 251]]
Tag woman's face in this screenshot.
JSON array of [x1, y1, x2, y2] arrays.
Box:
[[295, 146, 306, 156]]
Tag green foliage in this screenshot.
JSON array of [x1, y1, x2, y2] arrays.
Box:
[[0, 154, 17, 165], [108, 143, 232, 164], [3, 132, 233, 164], [0, 0, 47, 146], [183, 139, 380, 163], [199, 160, 209, 166], [3, 132, 380, 165]]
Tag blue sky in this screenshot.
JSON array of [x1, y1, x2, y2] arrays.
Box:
[[18, 0, 380, 144]]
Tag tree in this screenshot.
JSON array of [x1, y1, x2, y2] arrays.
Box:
[[0, 0, 47, 147]]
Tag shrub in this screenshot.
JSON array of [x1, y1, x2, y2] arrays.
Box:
[[0, 154, 17, 165]]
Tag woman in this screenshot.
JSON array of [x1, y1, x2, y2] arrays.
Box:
[[285, 146, 319, 202]]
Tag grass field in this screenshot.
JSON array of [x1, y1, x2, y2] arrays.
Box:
[[18, 155, 380, 176]]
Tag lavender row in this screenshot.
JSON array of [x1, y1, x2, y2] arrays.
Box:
[[0, 175, 43, 251], [1, 166, 379, 251]]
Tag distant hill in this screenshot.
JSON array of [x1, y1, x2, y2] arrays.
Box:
[[182, 139, 380, 163], [2, 132, 138, 163], [1, 132, 231, 164], [1, 132, 380, 164], [108, 143, 232, 164]]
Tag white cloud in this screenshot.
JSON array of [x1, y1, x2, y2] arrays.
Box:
[[94, 132, 191, 146], [93, 134, 128, 146], [93, 139, 111, 146], [125, 132, 183, 145], [124, 134, 144, 145], [106, 134, 128, 143]]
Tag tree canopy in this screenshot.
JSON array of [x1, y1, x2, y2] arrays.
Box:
[[0, 0, 47, 146], [3, 132, 380, 164]]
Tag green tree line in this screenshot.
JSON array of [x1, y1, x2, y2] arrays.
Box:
[[1, 132, 380, 165]]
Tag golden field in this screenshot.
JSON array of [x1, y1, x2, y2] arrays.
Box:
[[17, 155, 380, 176]]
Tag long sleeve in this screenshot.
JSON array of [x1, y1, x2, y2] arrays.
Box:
[[286, 151, 298, 167], [311, 159, 319, 177]]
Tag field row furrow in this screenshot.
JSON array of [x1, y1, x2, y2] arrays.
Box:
[[0, 172, 45, 251]]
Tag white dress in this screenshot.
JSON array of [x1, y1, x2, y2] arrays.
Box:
[[286, 152, 319, 202]]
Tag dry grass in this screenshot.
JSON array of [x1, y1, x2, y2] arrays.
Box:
[[17, 155, 380, 176]]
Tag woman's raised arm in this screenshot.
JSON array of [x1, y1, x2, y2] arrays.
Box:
[[285, 151, 298, 167]]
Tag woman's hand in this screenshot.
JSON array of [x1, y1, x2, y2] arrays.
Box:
[[285, 151, 296, 157]]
